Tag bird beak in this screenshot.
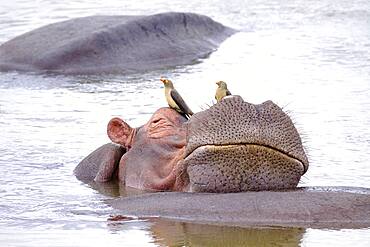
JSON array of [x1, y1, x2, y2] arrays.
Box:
[[216, 81, 220, 86], [160, 78, 166, 83]]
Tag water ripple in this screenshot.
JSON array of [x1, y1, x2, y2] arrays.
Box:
[[1, 0, 370, 246]]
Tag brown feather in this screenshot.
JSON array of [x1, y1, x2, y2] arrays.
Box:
[[170, 89, 194, 117]]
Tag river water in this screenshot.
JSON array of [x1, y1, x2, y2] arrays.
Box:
[[0, 0, 369, 246]]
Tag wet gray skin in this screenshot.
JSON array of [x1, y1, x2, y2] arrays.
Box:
[[182, 95, 309, 192], [0, 12, 235, 74], [109, 186, 370, 229], [73, 96, 369, 228], [76, 95, 309, 193]]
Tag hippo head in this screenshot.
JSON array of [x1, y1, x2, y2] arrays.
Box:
[[103, 96, 308, 192]]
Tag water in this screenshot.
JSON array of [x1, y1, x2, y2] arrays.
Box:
[[1, 0, 370, 246]]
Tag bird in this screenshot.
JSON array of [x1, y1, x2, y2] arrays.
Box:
[[215, 80, 232, 103], [160, 78, 194, 119]]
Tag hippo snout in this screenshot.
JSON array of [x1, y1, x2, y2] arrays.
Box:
[[183, 96, 309, 192]]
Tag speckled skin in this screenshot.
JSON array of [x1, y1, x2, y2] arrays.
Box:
[[184, 96, 308, 192], [75, 96, 308, 192]]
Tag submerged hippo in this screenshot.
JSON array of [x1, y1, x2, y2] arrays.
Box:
[[0, 12, 235, 75], [75, 96, 308, 192], [75, 96, 370, 228]]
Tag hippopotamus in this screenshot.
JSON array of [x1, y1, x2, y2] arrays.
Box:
[[75, 96, 308, 192], [75, 96, 370, 228], [108, 187, 370, 228], [0, 12, 235, 75]]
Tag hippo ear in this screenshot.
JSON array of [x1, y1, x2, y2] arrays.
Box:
[[107, 117, 134, 148]]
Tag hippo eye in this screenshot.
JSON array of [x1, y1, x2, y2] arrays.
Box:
[[150, 117, 167, 127], [152, 119, 161, 124], [148, 117, 174, 138], [149, 117, 172, 132]]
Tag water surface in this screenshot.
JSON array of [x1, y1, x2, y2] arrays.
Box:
[[1, 0, 370, 246]]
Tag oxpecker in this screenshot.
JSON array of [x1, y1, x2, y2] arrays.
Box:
[[215, 81, 232, 102], [160, 78, 194, 119]]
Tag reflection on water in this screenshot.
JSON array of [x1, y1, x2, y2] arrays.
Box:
[[108, 219, 305, 247], [1, 0, 370, 246]]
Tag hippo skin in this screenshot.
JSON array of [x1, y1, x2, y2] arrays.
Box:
[[0, 12, 235, 74], [75, 96, 308, 192], [75, 96, 370, 228]]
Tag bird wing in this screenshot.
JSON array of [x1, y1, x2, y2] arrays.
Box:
[[170, 89, 194, 115], [226, 89, 232, 96]]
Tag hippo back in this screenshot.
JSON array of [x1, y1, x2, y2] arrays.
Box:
[[0, 12, 235, 74]]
